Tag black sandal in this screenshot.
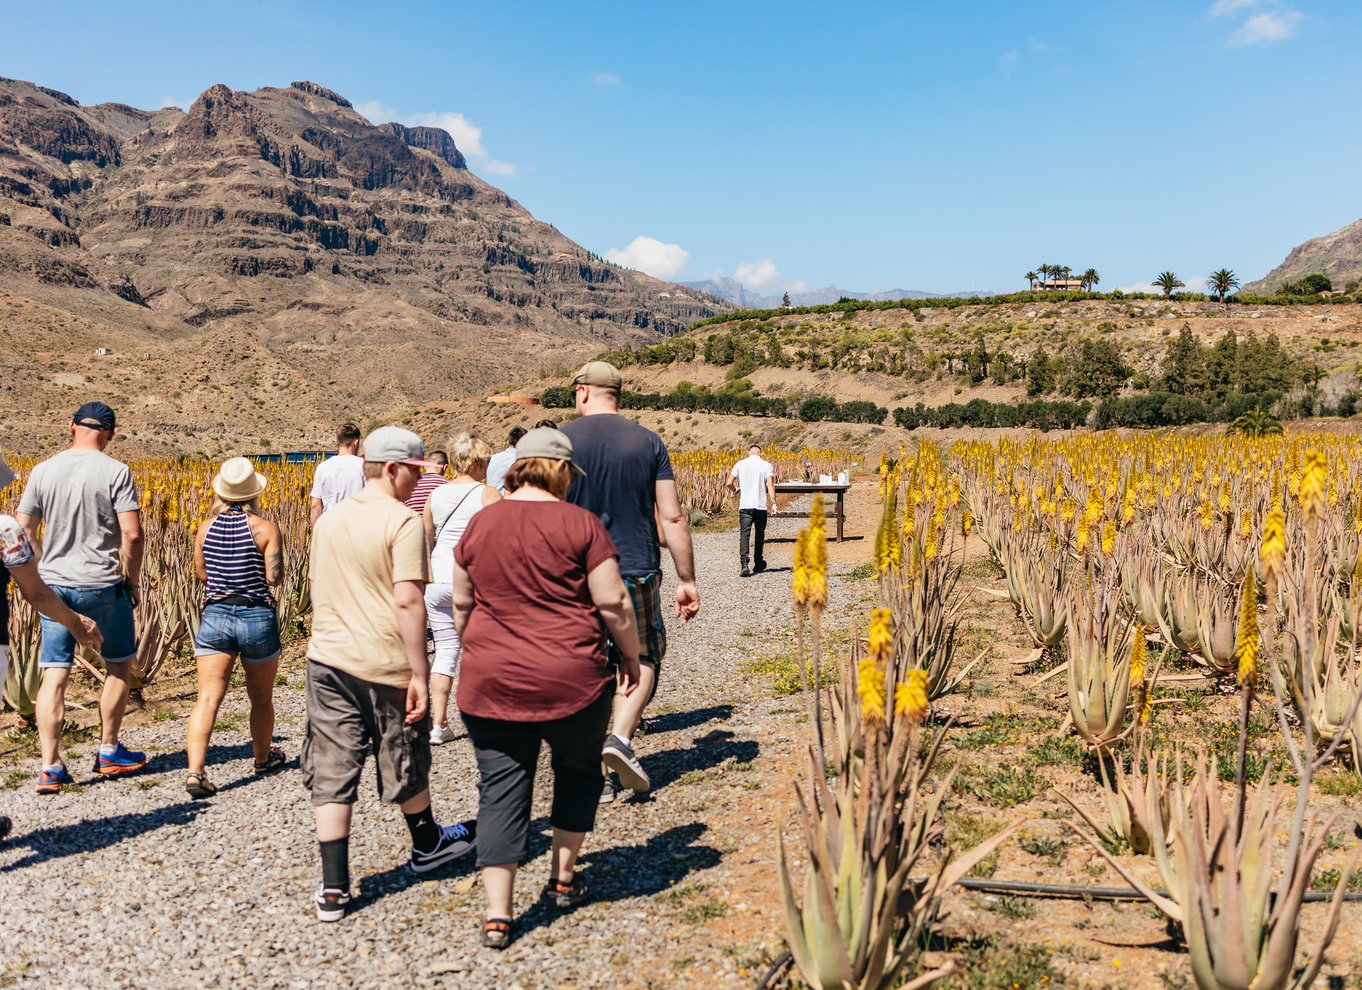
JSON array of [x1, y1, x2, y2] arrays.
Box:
[[185, 772, 217, 799], [254, 747, 287, 774], [543, 873, 590, 909], [482, 917, 514, 950]]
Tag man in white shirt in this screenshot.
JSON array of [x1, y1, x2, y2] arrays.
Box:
[[484, 426, 526, 494], [309, 422, 365, 528], [728, 444, 777, 577]]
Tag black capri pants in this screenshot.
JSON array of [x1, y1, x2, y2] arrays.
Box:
[[461, 686, 613, 867]]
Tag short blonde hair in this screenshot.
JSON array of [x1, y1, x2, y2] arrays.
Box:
[[447, 433, 493, 476], [504, 457, 572, 500]]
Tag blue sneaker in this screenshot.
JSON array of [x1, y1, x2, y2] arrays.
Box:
[[35, 765, 76, 794], [92, 743, 147, 776]]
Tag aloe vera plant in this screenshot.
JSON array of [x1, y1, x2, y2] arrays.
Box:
[[1065, 578, 1135, 752], [1058, 736, 1173, 856], [778, 609, 1023, 990]]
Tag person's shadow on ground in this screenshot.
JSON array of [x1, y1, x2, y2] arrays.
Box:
[[512, 822, 722, 940], [0, 801, 210, 872], [642, 705, 734, 736], [637, 728, 759, 792]]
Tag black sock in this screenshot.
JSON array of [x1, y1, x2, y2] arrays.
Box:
[[319, 837, 350, 890], [404, 805, 441, 852]]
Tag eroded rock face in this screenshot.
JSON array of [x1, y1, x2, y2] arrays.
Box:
[[0, 75, 724, 440]]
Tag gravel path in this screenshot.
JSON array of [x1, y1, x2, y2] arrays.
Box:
[[0, 525, 861, 989]]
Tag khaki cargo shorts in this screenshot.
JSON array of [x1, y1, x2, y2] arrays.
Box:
[[301, 660, 432, 806]]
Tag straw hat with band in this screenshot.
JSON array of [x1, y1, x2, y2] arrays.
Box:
[[212, 457, 268, 503], [514, 427, 587, 477]]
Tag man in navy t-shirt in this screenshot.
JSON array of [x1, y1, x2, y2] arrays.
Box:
[[562, 362, 700, 802]]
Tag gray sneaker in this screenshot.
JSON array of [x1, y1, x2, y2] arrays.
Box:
[[602, 734, 650, 793], [599, 771, 623, 805]]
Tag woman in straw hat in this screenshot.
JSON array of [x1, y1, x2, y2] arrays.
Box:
[[184, 457, 285, 798], [451, 428, 641, 948]]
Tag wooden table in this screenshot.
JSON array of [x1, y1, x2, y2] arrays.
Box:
[[771, 482, 852, 542]]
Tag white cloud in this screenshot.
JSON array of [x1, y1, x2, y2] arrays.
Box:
[[732, 259, 809, 294], [605, 236, 689, 279], [999, 49, 1019, 71], [354, 100, 517, 176], [1207, 0, 1258, 18], [734, 259, 781, 291], [590, 71, 621, 87], [1228, 9, 1302, 44]]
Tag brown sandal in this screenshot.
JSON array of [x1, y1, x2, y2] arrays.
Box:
[[185, 771, 217, 799]]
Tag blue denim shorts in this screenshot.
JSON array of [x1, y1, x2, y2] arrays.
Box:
[[39, 583, 138, 668], [194, 602, 281, 664]]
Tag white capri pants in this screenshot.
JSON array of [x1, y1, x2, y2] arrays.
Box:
[[424, 583, 462, 678]]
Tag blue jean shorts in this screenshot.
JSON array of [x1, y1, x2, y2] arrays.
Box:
[[39, 583, 138, 668], [194, 602, 281, 664]]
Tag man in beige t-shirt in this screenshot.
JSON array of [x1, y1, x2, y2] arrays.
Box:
[[302, 426, 476, 923]]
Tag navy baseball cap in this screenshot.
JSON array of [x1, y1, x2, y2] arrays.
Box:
[[73, 401, 116, 430]]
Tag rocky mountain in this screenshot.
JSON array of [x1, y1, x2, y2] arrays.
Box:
[[0, 77, 723, 454], [1244, 216, 1362, 294], [680, 278, 995, 309]]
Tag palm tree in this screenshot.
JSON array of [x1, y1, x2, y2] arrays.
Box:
[[1036, 264, 1052, 287], [1207, 268, 1240, 303], [1081, 268, 1100, 293], [1025, 270, 1039, 290], [1060, 265, 1073, 284], [1229, 408, 1282, 437], [1153, 271, 1185, 298]]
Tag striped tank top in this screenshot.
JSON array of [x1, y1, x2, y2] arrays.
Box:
[[203, 508, 274, 606]]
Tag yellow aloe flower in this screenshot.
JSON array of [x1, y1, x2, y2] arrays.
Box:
[[792, 529, 810, 609], [858, 657, 886, 724], [1299, 448, 1327, 524], [1129, 623, 1146, 686], [1235, 568, 1259, 691], [867, 608, 894, 663], [894, 669, 929, 725], [1260, 510, 1286, 589]]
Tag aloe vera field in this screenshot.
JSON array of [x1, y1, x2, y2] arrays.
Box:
[[762, 429, 1362, 990]]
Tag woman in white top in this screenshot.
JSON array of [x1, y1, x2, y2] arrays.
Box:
[[423, 433, 500, 743]]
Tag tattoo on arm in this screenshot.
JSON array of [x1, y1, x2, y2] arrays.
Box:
[[268, 549, 284, 585]]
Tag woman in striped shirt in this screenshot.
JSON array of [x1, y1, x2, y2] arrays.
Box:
[[185, 458, 285, 798]]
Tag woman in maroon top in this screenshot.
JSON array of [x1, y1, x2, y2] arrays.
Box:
[[452, 428, 641, 949]]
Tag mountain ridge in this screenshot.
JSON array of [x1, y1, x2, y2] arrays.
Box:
[[1243, 216, 1362, 294], [0, 76, 724, 454]]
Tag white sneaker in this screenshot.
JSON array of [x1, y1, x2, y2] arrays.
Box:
[[430, 723, 458, 746]]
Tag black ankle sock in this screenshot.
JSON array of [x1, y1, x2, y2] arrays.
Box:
[[404, 805, 441, 852], [319, 837, 350, 890]]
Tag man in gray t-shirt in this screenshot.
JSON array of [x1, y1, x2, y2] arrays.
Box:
[[16, 402, 148, 791]]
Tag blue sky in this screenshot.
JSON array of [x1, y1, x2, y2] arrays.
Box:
[[3, 0, 1360, 294]]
